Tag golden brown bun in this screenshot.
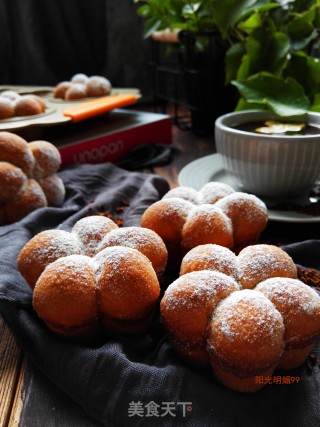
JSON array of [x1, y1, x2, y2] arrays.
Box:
[[71, 215, 119, 256], [141, 197, 193, 242], [38, 174, 65, 207], [0, 97, 15, 119], [180, 244, 240, 282], [17, 229, 84, 289], [70, 73, 89, 84], [198, 182, 235, 204], [0, 131, 35, 176], [65, 83, 87, 100], [0, 162, 27, 205], [238, 244, 297, 289], [94, 246, 160, 335], [181, 205, 233, 251], [215, 192, 268, 249], [33, 255, 99, 341], [53, 81, 73, 99], [85, 76, 112, 97], [207, 289, 285, 392], [256, 277, 320, 369], [14, 96, 43, 116], [97, 226, 168, 281], [160, 270, 240, 366], [141, 197, 194, 271], [29, 140, 62, 179], [5, 179, 47, 223]]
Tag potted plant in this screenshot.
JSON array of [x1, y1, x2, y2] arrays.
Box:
[[135, 0, 320, 122]]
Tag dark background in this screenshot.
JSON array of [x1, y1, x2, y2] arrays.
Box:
[[0, 0, 153, 98]]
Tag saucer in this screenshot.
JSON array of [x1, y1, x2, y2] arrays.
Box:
[[178, 154, 320, 223]]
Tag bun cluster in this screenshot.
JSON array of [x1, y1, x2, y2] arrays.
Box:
[[53, 73, 112, 100], [0, 131, 65, 224], [141, 183, 268, 269], [0, 91, 47, 120], [161, 243, 320, 392], [17, 216, 168, 339]]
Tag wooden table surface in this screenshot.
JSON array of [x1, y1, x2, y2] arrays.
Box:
[[1, 107, 319, 427]]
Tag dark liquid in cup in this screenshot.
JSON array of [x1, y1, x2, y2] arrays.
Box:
[[234, 121, 320, 135]]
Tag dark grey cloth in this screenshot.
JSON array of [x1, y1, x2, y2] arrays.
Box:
[[0, 162, 320, 427]]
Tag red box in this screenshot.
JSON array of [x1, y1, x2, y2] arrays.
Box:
[[49, 109, 172, 165]]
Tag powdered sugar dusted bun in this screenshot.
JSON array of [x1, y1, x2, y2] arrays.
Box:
[[0, 131, 35, 177], [0, 162, 27, 205], [207, 289, 285, 392], [94, 246, 160, 335], [85, 76, 112, 97], [72, 215, 118, 256], [5, 179, 47, 223], [161, 270, 240, 366], [238, 244, 297, 289], [181, 205, 233, 252], [38, 174, 65, 207], [256, 277, 320, 369], [180, 244, 240, 282], [33, 255, 100, 342], [215, 192, 268, 249], [29, 140, 62, 179], [18, 229, 84, 289], [162, 187, 201, 204], [199, 182, 235, 204], [141, 197, 194, 270], [97, 226, 168, 280]]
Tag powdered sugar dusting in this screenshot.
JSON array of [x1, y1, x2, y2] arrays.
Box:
[[212, 289, 283, 342], [32, 230, 84, 262], [180, 244, 240, 281], [256, 277, 320, 316], [199, 182, 235, 204], [215, 192, 268, 223], [163, 187, 200, 204], [164, 270, 240, 311]]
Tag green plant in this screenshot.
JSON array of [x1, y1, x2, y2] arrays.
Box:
[[135, 0, 320, 117]]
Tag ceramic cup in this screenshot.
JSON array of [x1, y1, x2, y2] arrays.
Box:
[[215, 110, 320, 199]]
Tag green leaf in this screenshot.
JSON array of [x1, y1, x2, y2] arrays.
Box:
[[225, 42, 245, 84], [232, 73, 310, 116], [237, 12, 262, 34]]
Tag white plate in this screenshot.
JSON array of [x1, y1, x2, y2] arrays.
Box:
[[178, 154, 320, 223]]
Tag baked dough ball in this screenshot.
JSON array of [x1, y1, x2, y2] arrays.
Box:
[[0, 97, 15, 119], [256, 277, 320, 369], [215, 192, 268, 249], [70, 73, 89, 84], [33, 255, 99, 342], [65, 83, 87, 100], [207, 289, 285, 392], [5, 179, 47, 223], [14, 96, 43, 116], [97, 226, 168, 280], [238, 244, 297, 289], [0, 162, 27, 205], [162, 187, 200, 204], [38, 174, 65, 207], [17, 229, 84, 289], [161, 271, 240, 366], [181, 205, 233, 252], [53, 81, 73, 99], [199, 182, 235, 204], [0, 132, 35, 177], [141, 197, 194, 270], [29, 140, 62, 179], [1, 90, 21, 101], [72, 215, 119, 256], [85, 76, 112, 97], [94, 246, 160, 335], [180, 244, 240, 283]]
